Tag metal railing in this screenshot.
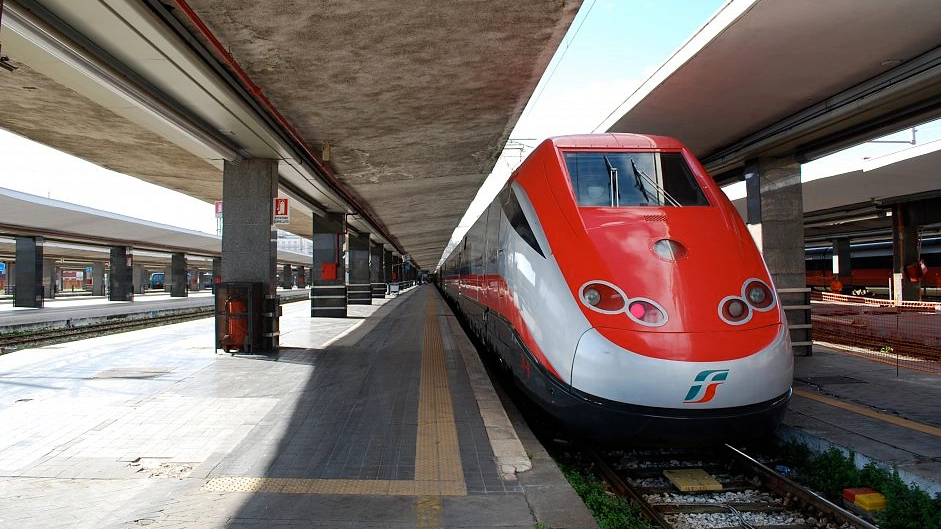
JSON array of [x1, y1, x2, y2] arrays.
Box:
[[811, 291, 941, 374], [779, 287, 812, 356]]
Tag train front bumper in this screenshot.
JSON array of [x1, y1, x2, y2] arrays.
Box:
[[559, 324, 793, 442]]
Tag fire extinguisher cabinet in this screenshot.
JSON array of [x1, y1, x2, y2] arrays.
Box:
[[215, 282, 269, 354]]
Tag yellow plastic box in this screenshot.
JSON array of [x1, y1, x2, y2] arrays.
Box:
[[854, 491, 887, 511]]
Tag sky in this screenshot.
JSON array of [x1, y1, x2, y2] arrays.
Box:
[[0, 0, 938, 268]]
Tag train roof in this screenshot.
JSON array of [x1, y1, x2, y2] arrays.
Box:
[[543, 133, 687, 150]]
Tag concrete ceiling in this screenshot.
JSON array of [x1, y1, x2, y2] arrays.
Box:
[[600, 0, 941, 185], [0, 0, 580, 269]]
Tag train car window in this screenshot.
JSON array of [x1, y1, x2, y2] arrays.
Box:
[[500, 188, 545, 257], [564, 151, 709, 207]]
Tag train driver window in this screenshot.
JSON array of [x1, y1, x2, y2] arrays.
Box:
[[564, 151, 709, 207], [565, 153, 611, 206], [660, 152, 709, 206]]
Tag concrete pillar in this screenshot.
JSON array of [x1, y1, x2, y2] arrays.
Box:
[[832, 238, 851, 284], [188, 267, 200, 292], [221, 159, 278, 290], [171, 252, 187, 297], [281, 264, 293, 288], [744, 157, 808, 354], [891, 203, 921, 301], [221, 158, 280, 351], [163, 265, 172, 292], [92, 262, 105, 296], [130, 264, 143, 295], [347, 232, 371, 305], [42, 258, 56, 299], [311, 213, 347, 317], [14, 236, 43, 308], [384, 249, 393, 294], [403, 258, 413, 283], [212, 257, 221, 292], [369, 241, 384, 298], [109, 246, 133, 302]]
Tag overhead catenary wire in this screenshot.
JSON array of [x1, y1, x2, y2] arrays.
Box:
[[517, 0, 598, 125]]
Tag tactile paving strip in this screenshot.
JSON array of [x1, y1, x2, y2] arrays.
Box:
[[203, 476, 465, 496], [204, 291, 466, 497]]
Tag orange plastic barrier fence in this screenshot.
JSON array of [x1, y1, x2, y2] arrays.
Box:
[[811, 292, 941, 374]]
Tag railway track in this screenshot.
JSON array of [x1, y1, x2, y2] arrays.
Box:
[[585, 443, 881, 529], [0, 308, 214, 353]]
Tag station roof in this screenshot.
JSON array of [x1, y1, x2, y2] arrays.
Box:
[[599, 0, 941, 185], [0, 187, 311, 266], [731, 139, 941, 241], [0, 0, 580, 269]]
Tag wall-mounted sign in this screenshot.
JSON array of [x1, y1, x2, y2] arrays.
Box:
[[274, 197, 290, 224]]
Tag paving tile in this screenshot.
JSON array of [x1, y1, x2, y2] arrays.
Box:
[[0, 289, 593, 528]]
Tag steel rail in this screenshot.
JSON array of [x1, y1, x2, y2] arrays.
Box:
[[723, 444, 881, 529], [583, 441, 883, 529], [582, 443, 672, 528]]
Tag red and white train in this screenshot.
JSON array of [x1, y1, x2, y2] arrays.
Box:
[[439, 134, 793, 443]]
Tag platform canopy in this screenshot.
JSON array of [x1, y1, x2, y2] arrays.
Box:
[[0, 187, 311, 266], [0, 0, 580, 268], [599, 0, 941, 185]]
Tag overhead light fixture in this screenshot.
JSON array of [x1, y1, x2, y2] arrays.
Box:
[[0, 55, 16, 72], [804, 212, 887, 229], [1, 2, 243, 162], [0, 0, 13, 71]]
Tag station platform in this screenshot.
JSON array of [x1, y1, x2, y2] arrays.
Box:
[[0, 285, 596, 529], [781, 345, 941, 496]]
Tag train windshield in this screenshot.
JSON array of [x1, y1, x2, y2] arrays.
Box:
[[564, 151, 709, 207]]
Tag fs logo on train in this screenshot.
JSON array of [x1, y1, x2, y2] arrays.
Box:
[[683, 369, 730, 404]]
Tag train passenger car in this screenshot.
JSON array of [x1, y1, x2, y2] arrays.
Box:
[[806, 239, 940, 298], [149, 272, 165, 290], [439, 134, 793, 443]]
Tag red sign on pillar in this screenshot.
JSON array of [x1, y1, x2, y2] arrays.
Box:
[[214, 200, 223, 218], [273, 197, 290, 224]]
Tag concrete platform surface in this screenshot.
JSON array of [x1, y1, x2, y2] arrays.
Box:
[[0, 285, 597, 529], [780, 345, 941, 496]]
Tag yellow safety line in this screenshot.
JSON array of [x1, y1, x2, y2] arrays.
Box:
[[793, 388, 941, 438], [205, 290, 466, 498], [415, 294, 466, 492]]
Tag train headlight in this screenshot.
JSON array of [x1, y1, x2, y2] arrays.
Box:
[[578, 281, 668, 326], [743, 279, 775, 311], [578, 281, 625, 313], [584, 287, 602, 306], [652, 239, 688, 261], [747, 286, 765, 305], [719, 296, 752, 325]]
